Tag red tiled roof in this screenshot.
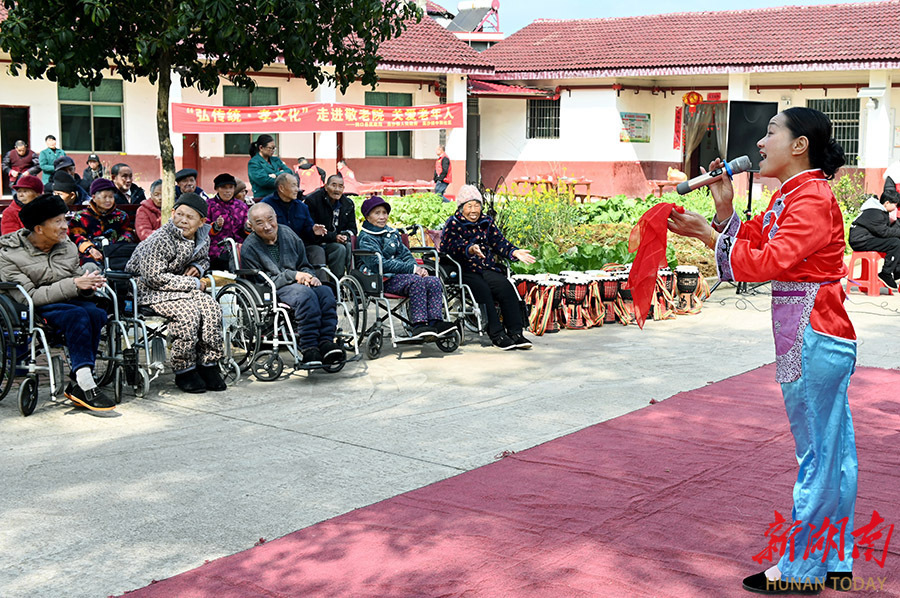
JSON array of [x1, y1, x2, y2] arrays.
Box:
[[426, 1, 452, 16], [482, 1, 900, 78], [379, 16, 493, 74], [469, 79, 552, 96]]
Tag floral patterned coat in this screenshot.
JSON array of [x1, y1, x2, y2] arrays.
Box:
[[440, 211, 518, 274], [68, 200, 137, 261], [125, 220, 211, 305]]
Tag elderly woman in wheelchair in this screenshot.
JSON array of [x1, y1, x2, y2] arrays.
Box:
[[357, 196, 456, 342], [240, 202, 345, 368], [125, 193, 227, 394], [0, 194, 114, 412]]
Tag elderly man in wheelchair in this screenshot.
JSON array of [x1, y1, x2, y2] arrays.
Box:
[[0, 194, 115, 411], [240, 202, 345, 367]]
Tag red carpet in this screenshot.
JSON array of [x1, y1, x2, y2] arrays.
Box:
[[122, 365, 900, 597]]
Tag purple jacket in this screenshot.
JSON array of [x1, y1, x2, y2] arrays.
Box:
[[207, 194, 249, 258]]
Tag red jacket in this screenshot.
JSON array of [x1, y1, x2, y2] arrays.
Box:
[[135, 198, 161, 241], [434, 153, 451, 184], [0, 200, 24, 235]]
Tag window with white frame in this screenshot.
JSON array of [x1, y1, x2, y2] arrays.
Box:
[[526, 98, 560, 139], [224, 86, 279, 155], [806, 98, 860, 165], [58, 79, 124, 152]]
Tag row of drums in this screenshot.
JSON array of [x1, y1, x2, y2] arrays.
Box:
[[511, 265, 703, 335]]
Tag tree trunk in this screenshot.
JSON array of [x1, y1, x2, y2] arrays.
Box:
[[157, 54, 176, 224]]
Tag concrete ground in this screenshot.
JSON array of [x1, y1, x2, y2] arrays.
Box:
[[1, 285, 898, 598]]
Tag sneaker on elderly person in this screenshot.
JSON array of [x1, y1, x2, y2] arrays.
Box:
[[409, 324, 437, 340], [175, 369, 206, 393], [492, 333, 517, 350], [433, 321, 457, 337], [64, 382, 116, 411], [301, 347, 323, 366], [319, 340, 346, 365], [198, 364, 227, 391], [510, 332, 532, 350]]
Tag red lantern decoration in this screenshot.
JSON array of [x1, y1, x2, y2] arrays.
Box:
[[682, 91, 703, 105]]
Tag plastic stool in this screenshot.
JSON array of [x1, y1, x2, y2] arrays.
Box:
[[846, 251, 892, 296]]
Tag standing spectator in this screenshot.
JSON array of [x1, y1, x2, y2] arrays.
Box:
[[207, 173, 250, 270], [125, 193, 227, 394], [336, 160, 361, 195], [38, 135, 66, 185], [0, 194, 115, 411], [294, 156, 326, 195], [260, 173, 327, 265], [848, 189, 900, 289], [1, 174, 43, 234], [304, 174, 357, 276], [136, 179, 163, 241], [247, 134, 290, 199], [433, 145, 451, 200], [111, 163, 147, 205], [69, 178, 137, 268], [81, 153, 104, 193], [2, 140, 40, 197], [174, 168, 209, 200]]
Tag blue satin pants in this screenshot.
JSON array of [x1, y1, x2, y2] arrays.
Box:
[[777, 325, 857, 583]]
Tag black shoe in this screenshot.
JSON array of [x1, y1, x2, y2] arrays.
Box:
[[198, 364, 227, 391], [878, 271, 898, 289], [175, 369, 206, 393], [825, 572, 852, 592], [509, 332, 532, 349], [301, 347, 323, 366], [65, 382, 116, 411], [491, 333, 517, 350], [741, 571, 822, 595], [319, 340, 346, 365], [409, 324, 437, 340], [433, 321, 457, 338]]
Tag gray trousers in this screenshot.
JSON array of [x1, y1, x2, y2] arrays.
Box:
[[307, 242, 351, 277]]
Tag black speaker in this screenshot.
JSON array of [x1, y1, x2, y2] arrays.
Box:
[[726, 101, 779, 172]]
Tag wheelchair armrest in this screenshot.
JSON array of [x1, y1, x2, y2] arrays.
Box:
[[103, 270, 135, 281], [351, 250, 377, 257], [235, 269, 260, 278], [0, 282, 19, 290]]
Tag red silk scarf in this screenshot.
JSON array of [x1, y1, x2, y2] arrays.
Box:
[[627, 202, 684, 328]]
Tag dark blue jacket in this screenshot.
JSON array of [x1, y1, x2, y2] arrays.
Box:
[[260, 193, 315, 244], [441, 211, 517, 274], [357, 221, 415, 278]]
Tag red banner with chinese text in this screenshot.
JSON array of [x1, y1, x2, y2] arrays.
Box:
[[171, 102, 464, 133]]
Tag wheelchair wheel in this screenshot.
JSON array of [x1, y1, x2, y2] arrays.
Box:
[[365, 330, 383, 360], [435, 330, 460, 353], [94, 322, 118, 387], [0, 302, 17, 402], [134, 368, 150, 398], [322, 360, 346, 374], [338, 276, 367, 346], [222, 358, 241, 385], [113, 367, 125, 404], [251, 350, 283, 382], [216, 284, 261, 372], [17, 375, 38, 417]]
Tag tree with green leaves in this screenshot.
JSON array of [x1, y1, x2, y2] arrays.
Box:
[[0, 0, 420, 218]]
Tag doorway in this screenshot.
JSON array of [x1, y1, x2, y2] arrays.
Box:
[[1, 106, 30, 196], [466, 97, 481, 185]]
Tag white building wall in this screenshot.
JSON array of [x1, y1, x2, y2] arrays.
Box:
[[0, 77, 59, 149], [339, 81, 443, 160]]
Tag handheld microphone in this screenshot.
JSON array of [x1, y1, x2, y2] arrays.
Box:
[[676, 155, 752, 195]]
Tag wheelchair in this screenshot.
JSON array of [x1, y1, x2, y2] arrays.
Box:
[[415, 225, 527, 341], [213, 239, 362, 382], [99, 240, 242, 398], [346, 225, 461, 360], [0, 282, 120, 416]]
